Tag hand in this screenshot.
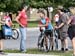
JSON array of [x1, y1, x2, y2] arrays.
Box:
[[54, 26, 59, 29], [38, 25, 42, 27], [20, 24, 25, 27]]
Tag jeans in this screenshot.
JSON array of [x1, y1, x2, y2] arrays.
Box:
[[19, 27, 26, 51]]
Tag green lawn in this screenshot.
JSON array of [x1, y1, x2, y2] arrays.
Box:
[[4, 49, 73, 56]]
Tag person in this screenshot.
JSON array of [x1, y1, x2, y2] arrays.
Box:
[[3, 12, 12, 27], [54, 13, 60, 50], [16, 5, 29, 52], [9, 13, 12, 21], [2, 12, 12, 39], [0, 12, 10, 55], [68, 7, 75, 56], [38, 10, 54, 52], [55, 8, 69, 52]]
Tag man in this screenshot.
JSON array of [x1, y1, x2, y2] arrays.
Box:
[[38, 10, 54, 52], [16, 5, 29, 52], [55, 8, 69, 52]]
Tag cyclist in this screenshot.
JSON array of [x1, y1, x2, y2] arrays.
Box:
[[38, 10, 54, 52], [2, 12, 12, 38], [4, 12, 12, 27]]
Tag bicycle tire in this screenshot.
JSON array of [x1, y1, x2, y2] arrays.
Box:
[[12, 29, 19, 40]]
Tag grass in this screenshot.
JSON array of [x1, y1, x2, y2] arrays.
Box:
[[4, 49, 73, 56], [12, 21, 38, 28], [28, 21, 38, 27]]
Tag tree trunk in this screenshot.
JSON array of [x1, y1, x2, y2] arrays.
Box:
[[46, 8, 49, 18]]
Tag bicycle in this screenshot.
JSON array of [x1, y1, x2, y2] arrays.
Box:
[[37, 30, 51, 52], [37, 28, 59, 52], [1, 24, 19, 40]]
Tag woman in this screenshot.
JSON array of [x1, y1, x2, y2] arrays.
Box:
[[68, 7, 75, 56]]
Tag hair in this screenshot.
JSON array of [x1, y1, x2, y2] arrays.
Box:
[[37, 10, 45, 15], [69, 7, 75, 15], [19, 5, 30, 11], [57, 8, 64, 12]]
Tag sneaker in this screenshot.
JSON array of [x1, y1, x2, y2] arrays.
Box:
[[0, 52, 7, 55], [20, 50, 27, 53], [65, 48, 68, 51], [61, 48, 64, 52]]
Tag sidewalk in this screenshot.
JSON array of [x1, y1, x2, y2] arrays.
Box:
[[0, 53, 58, 56]]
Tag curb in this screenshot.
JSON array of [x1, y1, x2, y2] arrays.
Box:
[[2, 53, 59, 56]]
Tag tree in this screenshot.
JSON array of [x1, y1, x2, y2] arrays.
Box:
[[0, 0, 74, 13], [0, 0, 25, 13]]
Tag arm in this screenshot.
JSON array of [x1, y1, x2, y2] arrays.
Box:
[[0, 18, 5, 24], [58, 23, 64, 28], [0, 21, 5, 24], [67, 16, 72, 25], [16, 14, 24, 27], [67, 19, 71, 25]]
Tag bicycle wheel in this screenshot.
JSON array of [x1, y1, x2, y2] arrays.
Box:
[[12, 29, 19, 40], [43, 35, 50, 52]]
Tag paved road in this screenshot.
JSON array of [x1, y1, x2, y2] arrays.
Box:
[[3, 28, 72, 50]]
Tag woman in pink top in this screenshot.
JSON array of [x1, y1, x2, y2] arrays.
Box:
[[68, 7, 75, 56], [16, 5, 29, 52]]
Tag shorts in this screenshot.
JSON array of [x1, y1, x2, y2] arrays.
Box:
[[68, 25, 75, 40], [0, 30, 5, 39], [44, 30, 53, 38], [59, 30, 68, 40]]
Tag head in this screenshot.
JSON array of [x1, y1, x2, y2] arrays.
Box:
[[5, 12, 9, 16], [20, 5, 30, 12], [37, 10, 45, 18], [57, 8, 64, 15], [69, 7, 75, 15]]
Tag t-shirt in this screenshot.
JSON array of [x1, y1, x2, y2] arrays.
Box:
[[18, 11, 28, 27], [70, 16, 75, 25], [59, 13, 68, 32], [39, 17, 53, 30]]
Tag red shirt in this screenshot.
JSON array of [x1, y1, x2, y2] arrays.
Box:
[[18, 11, 28, 26]]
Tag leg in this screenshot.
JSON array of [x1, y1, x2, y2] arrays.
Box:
[[64, 37, 68, 51], [20, 27, 26, 52], [72, 37, 75, 55], [44, 35, 49, 52], [44, 36, 48, 48], [61, 39, 65, 51], [50, 37, 54, 50], [0, 40, 3, 51], [50, 30, 54, 50]]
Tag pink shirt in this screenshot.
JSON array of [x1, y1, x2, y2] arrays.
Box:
[[18, 11, 28, 27]]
